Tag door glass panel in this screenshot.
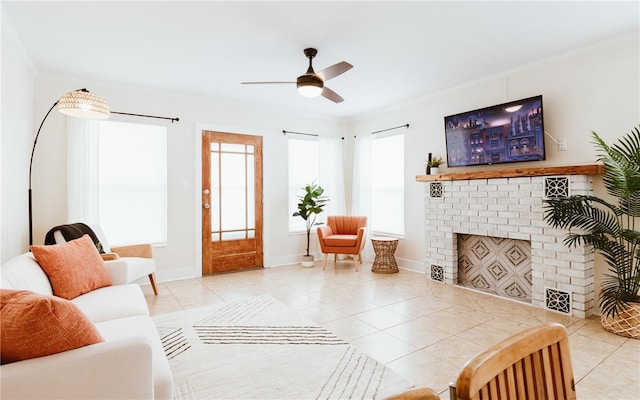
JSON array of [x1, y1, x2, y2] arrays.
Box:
[[210, 142, 219, 151], [247, 145, 254, 154], [247, 230, 255, 239], [222, 231, 246, 240], [220, 152, 246, 233], [211, 233, 220, 241], [247, 154, 255, 229], [221, 143, 246, 153], [210, 152, 220, 237]]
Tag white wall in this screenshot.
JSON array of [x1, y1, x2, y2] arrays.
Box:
[[3, 23, 638, 290], [1, 11, 36, 263], [347, 34, 640, 282], [28, 75, 345, 280]]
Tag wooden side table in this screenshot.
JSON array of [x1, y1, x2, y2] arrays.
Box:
[[371, 237, 399, 273]]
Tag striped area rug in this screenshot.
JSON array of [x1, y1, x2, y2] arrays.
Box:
[[152, 295, 414, 399]]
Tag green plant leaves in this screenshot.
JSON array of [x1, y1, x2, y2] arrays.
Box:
[[593, 128, 640, 216], [292, 180, 329, 256], [292, 181, 329, 221], [544, 126, 640, 318]]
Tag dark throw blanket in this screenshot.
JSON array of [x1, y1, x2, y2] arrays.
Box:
[[44, 222, 105, 253]]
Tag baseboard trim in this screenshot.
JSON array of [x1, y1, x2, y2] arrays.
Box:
[[396, 257, 423, 273], [138, 255, 424, 283]]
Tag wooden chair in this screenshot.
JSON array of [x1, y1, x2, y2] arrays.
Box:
[[317, 215, 367, 271], [385, 323, 576, 400]]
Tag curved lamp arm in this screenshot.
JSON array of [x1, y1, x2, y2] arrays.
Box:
[[28, 101, 59, 245]]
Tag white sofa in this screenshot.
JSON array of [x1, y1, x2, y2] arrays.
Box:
[[0, 252, 173, 399]]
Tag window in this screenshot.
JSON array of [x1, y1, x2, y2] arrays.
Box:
[[288, 136, 319, 233], [98, 121, 167, 246], [371, 133, 404, 236]]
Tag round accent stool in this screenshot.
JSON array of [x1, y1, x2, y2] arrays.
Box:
[[371, 237, 399, 273]]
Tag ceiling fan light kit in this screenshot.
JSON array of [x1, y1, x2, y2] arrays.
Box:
[[242, 48, 352, 103], [296, 75, 323, 98]]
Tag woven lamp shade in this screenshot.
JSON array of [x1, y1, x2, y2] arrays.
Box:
[[57, 89, 110, 119]]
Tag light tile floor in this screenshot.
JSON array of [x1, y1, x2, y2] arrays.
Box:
[[143, 262, 640, 399]]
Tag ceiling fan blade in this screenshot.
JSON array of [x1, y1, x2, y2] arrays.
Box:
[[241, 81, 296, 85], [321, 86, 344, 103], [315, 61, 353, 82]]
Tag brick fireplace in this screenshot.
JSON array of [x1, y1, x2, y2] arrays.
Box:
[[418, 165, 602, 318]]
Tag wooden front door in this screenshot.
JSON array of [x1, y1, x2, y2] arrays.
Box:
[[202, 131, 263, 274]]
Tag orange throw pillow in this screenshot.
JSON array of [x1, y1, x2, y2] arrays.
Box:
[[0, 289, 104, 364], [30, 234, 112, 300]]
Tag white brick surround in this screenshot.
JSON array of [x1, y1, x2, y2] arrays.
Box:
[[424, 175, 595, 318]]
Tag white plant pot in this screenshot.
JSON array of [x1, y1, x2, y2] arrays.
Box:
[[430, 167, 440, 175], [301, 255, 315, 268]]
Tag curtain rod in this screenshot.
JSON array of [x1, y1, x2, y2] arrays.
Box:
[[283, 130, 344, 140], [282, 130, 318, 137], [112, 111, 180, 123], [371, 123, 409, 135]]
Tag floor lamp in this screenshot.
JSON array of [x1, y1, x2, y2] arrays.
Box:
[[29, 88, 110, 245]]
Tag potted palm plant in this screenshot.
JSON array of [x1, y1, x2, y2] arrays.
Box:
[[544, 126, 640, 339], [293, 181, 329, 267]]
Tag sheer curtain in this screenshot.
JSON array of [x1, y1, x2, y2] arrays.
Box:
[[288, 136, 320, 232], [351, 134, 374, 261], [318, 135, 346, 220], [67, 117, 100, 224], [68, 119, 168, 245]]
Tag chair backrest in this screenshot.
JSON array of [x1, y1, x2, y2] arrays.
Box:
[[327, 215, 367, 235], [453, 323, 576, 400], [88, 225, 111, 252], [47, 223, 111, 253]]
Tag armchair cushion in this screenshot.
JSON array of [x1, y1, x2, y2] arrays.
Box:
[[30, 235, 112, 300], [323, 234, 358, 247], [0, 289, 104, 364]]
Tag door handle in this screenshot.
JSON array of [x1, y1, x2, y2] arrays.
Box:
[[203, 203, 210, 209]]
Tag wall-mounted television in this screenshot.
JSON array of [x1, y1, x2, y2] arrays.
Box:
[[444, 95, 545, 167]]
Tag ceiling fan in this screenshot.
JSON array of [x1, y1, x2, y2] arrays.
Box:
[[241, 48, 353, 103]]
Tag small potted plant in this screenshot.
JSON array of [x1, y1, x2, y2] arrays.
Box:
[[292, 181, 329, 267], [427, 156, 444, 175], [544, 126, 640, 338]]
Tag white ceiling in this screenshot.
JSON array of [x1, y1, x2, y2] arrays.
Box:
[[4, 1, 639, 119]]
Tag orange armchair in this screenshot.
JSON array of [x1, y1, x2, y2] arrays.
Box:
[[317, 216, 367, 271]]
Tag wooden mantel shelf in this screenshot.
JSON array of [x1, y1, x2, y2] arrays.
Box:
[[416, 164, 603, 182]]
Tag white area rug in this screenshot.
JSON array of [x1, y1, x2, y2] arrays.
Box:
[[152, 295, 414, 399]]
